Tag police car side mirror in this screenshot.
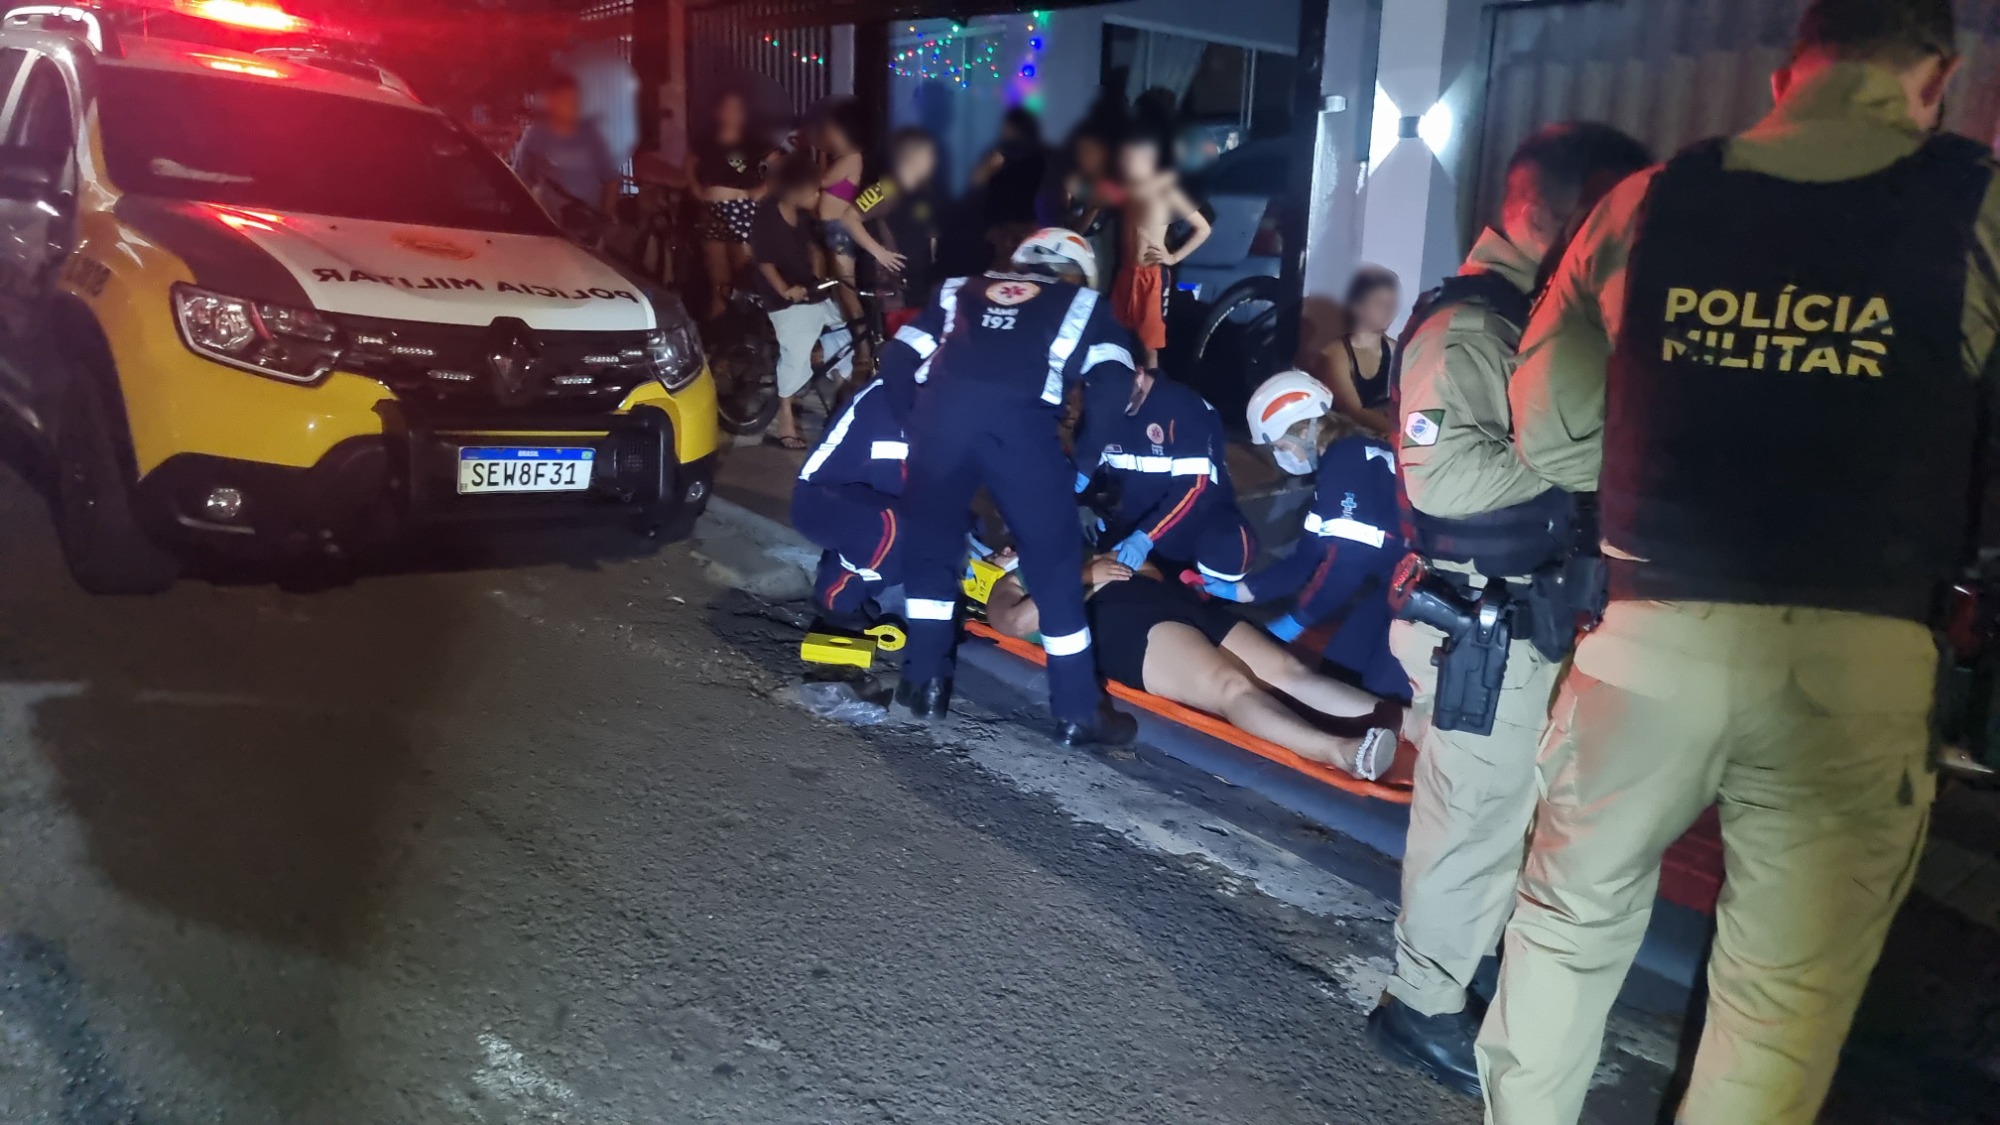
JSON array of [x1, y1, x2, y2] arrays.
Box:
[[0, 146, 58, 205]]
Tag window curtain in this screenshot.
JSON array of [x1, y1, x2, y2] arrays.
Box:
[[1124, 29, 1209, 108]]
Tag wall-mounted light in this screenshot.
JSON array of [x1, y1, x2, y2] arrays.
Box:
[[1417, 101, 1454, 155], [1369, 83, 1402, 170]]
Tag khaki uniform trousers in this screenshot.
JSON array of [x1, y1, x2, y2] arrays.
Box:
[[1387, 618, 1563, 1016], [1477, 601, 1936, 1125]]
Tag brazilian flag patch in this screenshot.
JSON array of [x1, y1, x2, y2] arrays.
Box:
[[1403, 409, 1443, 449]]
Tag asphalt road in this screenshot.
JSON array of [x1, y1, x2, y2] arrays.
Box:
[[0, 465, 1988, 1125], [0, 469, 1497, 1125]]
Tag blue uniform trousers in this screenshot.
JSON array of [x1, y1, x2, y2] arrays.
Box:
[[791, 481, 902, 619], [1301, 547, 1406, 701], [900, 389, 1103, 724]]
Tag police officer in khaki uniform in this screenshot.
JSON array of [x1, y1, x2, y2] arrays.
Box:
[[1482, 2, 2000, 1122], [1366, 124, 1651, 1094]]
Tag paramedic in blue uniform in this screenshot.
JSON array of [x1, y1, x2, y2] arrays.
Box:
[[791, 377, 907, 628], [1074, 370, 1258, 586], [1206, 372, 1407, 700], [886, 228, 1142, 748]]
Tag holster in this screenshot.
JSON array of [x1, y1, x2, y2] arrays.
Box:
[[1390, 556, 1513, 737], [1521, 555, 1609, 662]]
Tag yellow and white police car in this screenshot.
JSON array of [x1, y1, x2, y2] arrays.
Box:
[[0, 1, 716, 592]]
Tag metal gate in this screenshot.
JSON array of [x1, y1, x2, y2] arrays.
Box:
[[688, 3, 834, 128], [1473, 0, 2000, 224]]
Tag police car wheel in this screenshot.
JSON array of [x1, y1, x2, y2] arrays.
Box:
[[53, 375, 179, 596]]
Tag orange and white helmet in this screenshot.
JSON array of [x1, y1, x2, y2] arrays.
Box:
[[1011, 227, 1099, 288], [1246, 370, 1334, 445]]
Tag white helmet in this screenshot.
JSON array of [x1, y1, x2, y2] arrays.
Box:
[[1011, 227, 1099, 288], [1246, 371, 1334, 445], [1248, 370, 1335, 477]]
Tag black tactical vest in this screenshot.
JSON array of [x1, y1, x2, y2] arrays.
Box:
[[1398, 272, 1587, 577], [1605, 134, 1993, 623]]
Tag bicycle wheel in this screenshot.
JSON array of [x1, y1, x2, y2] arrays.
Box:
[[1191, 276, 1297, 420], [704, 306, 782, 436]]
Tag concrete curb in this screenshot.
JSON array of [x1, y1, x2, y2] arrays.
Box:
[[688, 501, 1707, 995], [691, 498, 820, 601]]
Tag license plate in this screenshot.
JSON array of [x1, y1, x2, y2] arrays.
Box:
[[457, 446, 596, 495]]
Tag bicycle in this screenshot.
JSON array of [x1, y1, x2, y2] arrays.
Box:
[[804, 281, 893, 420], [709, 278, 892, 437]]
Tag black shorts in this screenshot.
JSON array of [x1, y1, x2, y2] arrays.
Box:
[[1087, 576, 1246, 689]]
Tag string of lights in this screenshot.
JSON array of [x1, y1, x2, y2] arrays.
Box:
[[888, 10, 1048, 92], [759, 32, 827, 66]]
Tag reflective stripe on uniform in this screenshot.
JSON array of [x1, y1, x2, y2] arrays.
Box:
[[798, 380, 881, 482], [907, 598, 956, 621], [1197, 562, 1249, 582], [1083, 342, 1134, 373], [1042, 628, 1091, 657], [914, 278, 966, 385], [1100, 452, 1174, 473], [895, 325, 938, 358], [1304, 513, 1390, 547], [1043, 288, 1099, 404], [1097, 452, 1215, 479], [871, 440, 908, 460], [837, 555, 883, 581]]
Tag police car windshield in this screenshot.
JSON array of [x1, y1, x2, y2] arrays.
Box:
[[97, 67, 554, 235]]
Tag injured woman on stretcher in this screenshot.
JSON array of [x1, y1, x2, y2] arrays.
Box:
[[980, 547, 1396, 780]]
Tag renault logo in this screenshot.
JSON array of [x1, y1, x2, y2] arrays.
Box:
[[484, 318, 541, 407]]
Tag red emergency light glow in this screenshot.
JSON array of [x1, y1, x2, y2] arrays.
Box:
[[208, 204, 283, 230], [193, 53, 287, 78], [178, 0, 305, 33]]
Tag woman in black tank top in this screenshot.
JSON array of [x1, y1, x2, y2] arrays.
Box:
[[1323, 266, 1402, 437]]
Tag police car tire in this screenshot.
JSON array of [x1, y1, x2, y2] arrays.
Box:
[[53, 375, 179, 596]]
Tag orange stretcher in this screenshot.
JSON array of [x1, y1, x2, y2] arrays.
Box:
[[964, 620, 1416, 806], [962, 618, 1723, 914]]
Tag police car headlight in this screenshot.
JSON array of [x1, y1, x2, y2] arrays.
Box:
[[172, 283, 341, 385], [643, 319, 704, 392]]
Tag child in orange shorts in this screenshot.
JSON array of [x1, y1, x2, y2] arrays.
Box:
[[1113, 132, 1211, 367]]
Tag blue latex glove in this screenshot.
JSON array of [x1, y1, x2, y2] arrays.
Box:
[[1202, 576, 1254, 604], [1113, 530, 1153, 569], [1266, 614, 1306, 643], [1074, 470, 1093, 494]]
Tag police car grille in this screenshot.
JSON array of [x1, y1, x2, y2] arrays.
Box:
[[330, 315, 657, 414]]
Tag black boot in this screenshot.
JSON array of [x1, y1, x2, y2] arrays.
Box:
[[1365, 996, 1482, 1098], [1054, 700, 1139, 749], [894, 677, 953, 720]]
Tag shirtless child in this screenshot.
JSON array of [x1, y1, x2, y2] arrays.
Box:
[[1113, 133, 1211, 368]]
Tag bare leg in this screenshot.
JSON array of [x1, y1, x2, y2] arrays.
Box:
[[831, 252, 871, 379], [773, 396, 801, 444], [1219, 622, 1381, 720], [1141, 623, 1380, 774], [702, 239, 733, 318]]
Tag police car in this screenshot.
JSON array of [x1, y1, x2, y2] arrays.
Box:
[[0, 1, 717, 593]]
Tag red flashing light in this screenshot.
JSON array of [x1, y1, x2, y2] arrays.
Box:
[[209, 205, 283, 231], [193, 53, 287, 78], [178, 0, 305, 33]]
